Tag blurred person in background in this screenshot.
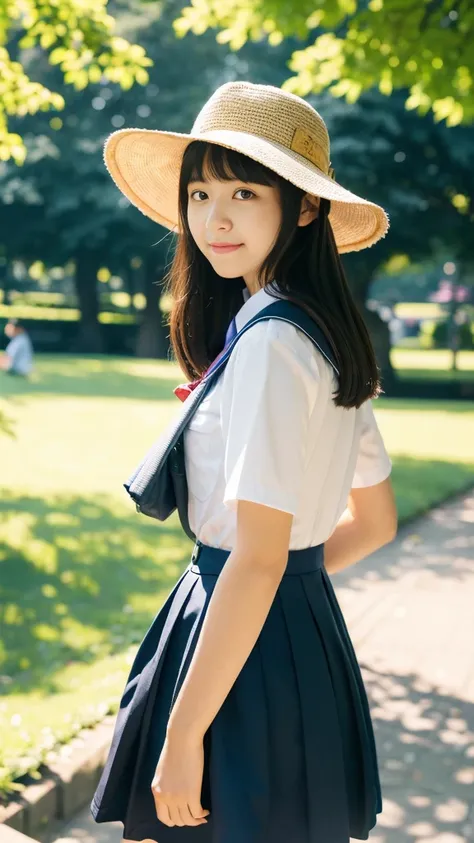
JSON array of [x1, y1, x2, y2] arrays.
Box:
[[0, 318, 34, 377]]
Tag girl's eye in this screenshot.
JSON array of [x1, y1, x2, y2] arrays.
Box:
[[189, 187, 255, 201], [190, 190, 208, 201], [235, 189, 255, 200]]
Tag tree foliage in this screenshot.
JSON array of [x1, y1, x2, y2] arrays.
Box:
[[0, 0, 152, 163], [0, 0, 297, 352], [173, 0, 473, 127]]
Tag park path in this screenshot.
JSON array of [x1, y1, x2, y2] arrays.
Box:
[[45, 487, 474, 843]]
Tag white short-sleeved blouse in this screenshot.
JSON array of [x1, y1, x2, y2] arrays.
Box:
[[184, 286, 392, 551]]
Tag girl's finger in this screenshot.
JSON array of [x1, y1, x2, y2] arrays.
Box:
[[180, 801, 208, 826], [167, 800, 185, 827], [154, 800, 173, 827], [188, 798, 211, 821]]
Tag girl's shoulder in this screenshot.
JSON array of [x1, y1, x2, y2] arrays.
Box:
[[232, 316, 333, 382]]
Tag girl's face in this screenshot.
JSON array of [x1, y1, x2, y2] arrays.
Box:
[[186, 174, 283, 292]]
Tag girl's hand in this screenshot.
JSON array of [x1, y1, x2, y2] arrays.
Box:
[[151, 732, 211, 827]]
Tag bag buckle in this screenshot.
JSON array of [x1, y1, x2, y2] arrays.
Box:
[[191, 541, 202, 564]]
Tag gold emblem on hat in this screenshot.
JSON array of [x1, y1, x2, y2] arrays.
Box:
[[290, 127, 327, 173]]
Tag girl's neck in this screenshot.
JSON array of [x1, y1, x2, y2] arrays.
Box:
[[243, 277, 275, 297]]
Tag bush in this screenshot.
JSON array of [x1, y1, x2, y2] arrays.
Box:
[[419, 319, 437, 349], [433, 319, 474, 350], [421, 319, 474, 350]]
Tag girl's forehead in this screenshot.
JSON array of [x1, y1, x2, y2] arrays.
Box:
[[187, 166, 277, 188], [188, 173, 251, 184], [189, 161, 241, 184], [183, 142, 279, 189]]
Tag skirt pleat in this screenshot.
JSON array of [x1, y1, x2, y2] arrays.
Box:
[[124, 575, 214, 841], [209, 627, 271, 843], [91, 542, 381, 843], [279, 577, 351, 843], [303, 571, 378, 836], [258, 587, 307, 841], [91, 568, 201, 823], [321, 570, 382, 817]]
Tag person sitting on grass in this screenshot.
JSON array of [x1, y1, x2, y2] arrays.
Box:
[[0, 318, 34, 377]]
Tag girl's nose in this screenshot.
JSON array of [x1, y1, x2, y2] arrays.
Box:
[[206, 202, 232, 232]]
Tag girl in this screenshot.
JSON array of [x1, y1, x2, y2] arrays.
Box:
[[91, 80, 397, 843]]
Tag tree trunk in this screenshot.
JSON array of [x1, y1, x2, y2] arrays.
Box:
[[135, 256, 169, 359], [447, 284, 459, 372], [122, 264, 136, 315], [363, 308, 397, 392], [73, 250, 104, 353], [0, 261, 11, 306], [344, 252, 397, 392]]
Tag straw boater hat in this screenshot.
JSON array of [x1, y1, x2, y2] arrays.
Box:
[[104, 81, 389, 254]]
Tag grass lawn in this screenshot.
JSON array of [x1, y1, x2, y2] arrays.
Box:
[[391, 348, 474, 381], [0, 352, 473, 798]]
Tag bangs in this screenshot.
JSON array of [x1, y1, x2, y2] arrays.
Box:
[[182, 140, 280, 187]]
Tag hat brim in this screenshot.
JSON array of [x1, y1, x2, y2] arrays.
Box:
[[104, 128, 389, 253]]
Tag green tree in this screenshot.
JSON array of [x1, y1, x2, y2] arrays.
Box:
[[48, 0, 234, 353], [173, 0, 473, 127], [319, 86, 474, 386], [0, 0, 152, 163], [0, 0, 297, 352]]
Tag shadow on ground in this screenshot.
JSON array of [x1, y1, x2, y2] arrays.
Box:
[[364, 664, 474, 841], [336, 482, 474, 587]]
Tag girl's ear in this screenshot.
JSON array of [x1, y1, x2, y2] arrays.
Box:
[[297, 193, 320, 227]]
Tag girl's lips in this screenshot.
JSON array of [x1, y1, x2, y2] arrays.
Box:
[[209, 243, 243, 254]]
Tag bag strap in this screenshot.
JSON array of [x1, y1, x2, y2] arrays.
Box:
[[125, 300, 338, 541], [205, 299, 339, 382], [175, 300, 338, 540], [179, 300, 339, 466]]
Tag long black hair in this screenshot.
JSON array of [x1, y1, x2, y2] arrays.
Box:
[[163, 140, 382, 408]]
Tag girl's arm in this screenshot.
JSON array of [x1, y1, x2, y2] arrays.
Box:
[[324, 477, 397, 574], [166, 325, 316, 745], [166, 498, 292, 743]]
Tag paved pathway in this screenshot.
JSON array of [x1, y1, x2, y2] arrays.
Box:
[[45, 488, 474, 843]]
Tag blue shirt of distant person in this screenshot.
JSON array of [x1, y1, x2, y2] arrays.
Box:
[[1, 318, 34, 376]]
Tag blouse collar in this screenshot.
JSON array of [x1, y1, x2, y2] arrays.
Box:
[[235, 284, 283, 333]]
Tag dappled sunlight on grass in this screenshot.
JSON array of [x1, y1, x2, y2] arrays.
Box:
[[0, 486, 193, 795], [1, 354, 183, 401], [393, 348, 474, 370], [376, 398, 474, 465], [391, 348, 474, 380], [374, 399, 474, 520], [0, 489, 192, 693], [0, 393, 178, 494], [0, 648, 137, 791], [36, 354, 182, 381], [385, 456, 473, 522]]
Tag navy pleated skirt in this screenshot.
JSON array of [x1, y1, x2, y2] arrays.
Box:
[[90, 541, 382, 842]]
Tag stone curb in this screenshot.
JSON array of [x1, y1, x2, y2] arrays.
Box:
[[0, 714, 116, 842], [0, 827, 41, 843]]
